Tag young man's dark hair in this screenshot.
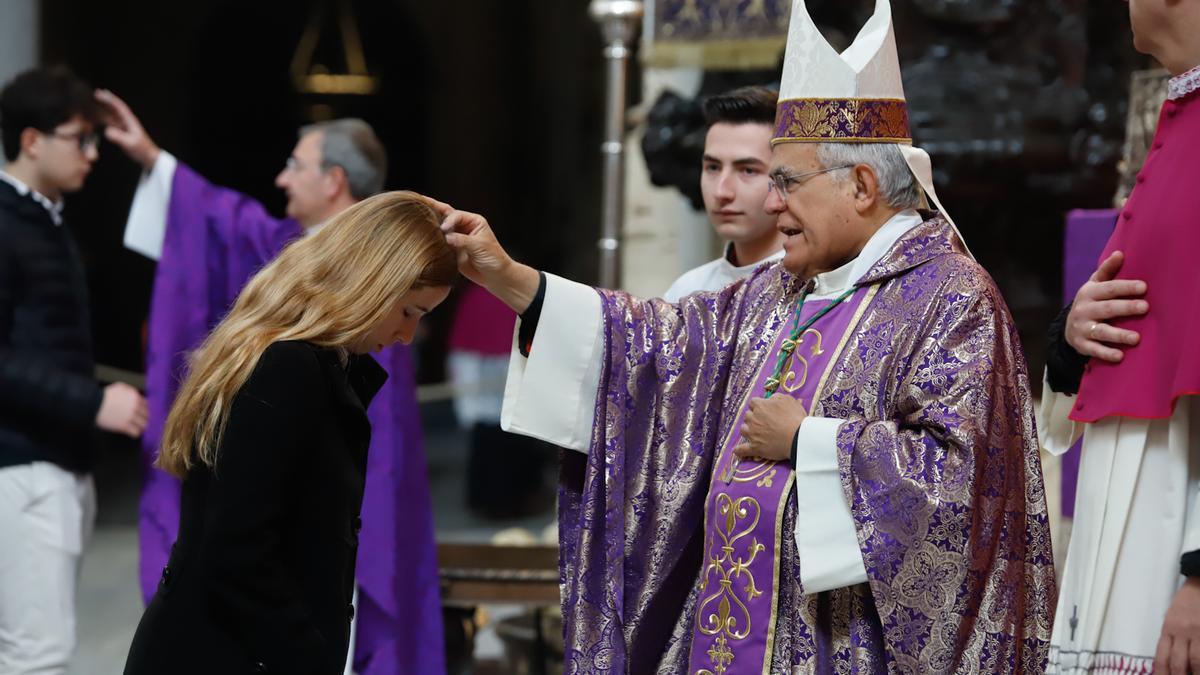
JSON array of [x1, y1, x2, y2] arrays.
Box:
[[702, 85, 779, 128], [0, 65, 101, 162]]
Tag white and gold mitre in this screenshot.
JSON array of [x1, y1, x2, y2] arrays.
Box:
[[773, 0, 967, 250], [774, 0, 908, 144]]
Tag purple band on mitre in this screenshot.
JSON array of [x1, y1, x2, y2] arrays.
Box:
[[772, 98, 911, 144]]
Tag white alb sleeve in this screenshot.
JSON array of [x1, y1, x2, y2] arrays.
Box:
[[1037, 369, 1084, 456], [501, 273, 605, 453], [792, 415, 869, 592], [123, 150, 178, 261]]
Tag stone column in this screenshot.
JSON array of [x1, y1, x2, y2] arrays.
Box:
[[0, 0, 39, 165], [621, 66, 713, 298]]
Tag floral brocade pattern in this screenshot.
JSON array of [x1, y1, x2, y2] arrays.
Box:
[[557, 215, 1054, 674], [772, 98, 912, 143], [817, 218, 1055, 672]]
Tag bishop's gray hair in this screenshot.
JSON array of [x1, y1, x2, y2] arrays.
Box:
[[300, 118, 388, 200], [816, 142, 922, 211]]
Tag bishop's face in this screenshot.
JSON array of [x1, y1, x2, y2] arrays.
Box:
[[764, 143, 870, 280]]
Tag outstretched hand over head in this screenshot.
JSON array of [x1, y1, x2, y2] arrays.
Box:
[[427, 197, 540, 314], [95, 89, 160, 170]]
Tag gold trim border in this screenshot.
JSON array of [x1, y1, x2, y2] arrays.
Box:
[[644, 37, 787, 70], [707, 298, 794, 492], [691, 293, 792, 671], [759, 283, 880, 674], [807, 284, 880, 419], [771, 136, 914, 146]]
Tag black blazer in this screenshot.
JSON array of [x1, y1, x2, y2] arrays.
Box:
[[124, 340, 386, 675]]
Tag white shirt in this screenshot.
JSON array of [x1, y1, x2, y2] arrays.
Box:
[[0, 171, 64, 225], [663, 244, 786, 302]]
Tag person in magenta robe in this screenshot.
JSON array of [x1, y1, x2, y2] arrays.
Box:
[[1041, 1, 1200, 671], [437, 2, 1054, 671], [97, 91, 445, 675]]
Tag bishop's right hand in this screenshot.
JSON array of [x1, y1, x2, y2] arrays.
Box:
[[429, 198, 540, 314], [95, 89, 160, 171]]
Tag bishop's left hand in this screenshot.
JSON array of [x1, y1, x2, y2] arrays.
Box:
[[733, 396, 808, 462]]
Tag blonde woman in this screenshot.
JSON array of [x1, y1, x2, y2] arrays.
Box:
[[123, 191, 456, 675]]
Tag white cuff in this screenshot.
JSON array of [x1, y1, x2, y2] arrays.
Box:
[[793, 415, 869, 592], [500, 274, 603, 453], [1037, 368, 1083, 456], [123, 150, 177, 261]]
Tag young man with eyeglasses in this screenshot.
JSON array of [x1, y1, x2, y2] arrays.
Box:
[[663, 86, 786, 302], [0, 66, 149, 674]]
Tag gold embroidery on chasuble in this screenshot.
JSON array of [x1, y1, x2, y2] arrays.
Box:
[[691, 285, 879, 675]]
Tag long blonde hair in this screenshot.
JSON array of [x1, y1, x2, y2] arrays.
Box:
[[157, 191, 457, 478]]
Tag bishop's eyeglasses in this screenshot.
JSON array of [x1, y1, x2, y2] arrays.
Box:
[[768, 164, 854, 195]]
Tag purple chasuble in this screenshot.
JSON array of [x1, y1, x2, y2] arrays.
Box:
[[556, 214, 1053, 674], [138, 162, 445, 675], [689, 287, 873, 675]]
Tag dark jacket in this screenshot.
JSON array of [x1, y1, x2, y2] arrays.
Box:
[[124, 340, 387, 675], [0, 178, 102, 473]]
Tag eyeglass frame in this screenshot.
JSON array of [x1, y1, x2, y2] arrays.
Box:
[[767, 164, 855, 195], [284, 156, 314, 173], [45, 129, 100, 153]]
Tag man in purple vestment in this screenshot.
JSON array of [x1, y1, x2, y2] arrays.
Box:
[[97, 91, 445, 675], [439, 1, 1053, 672]]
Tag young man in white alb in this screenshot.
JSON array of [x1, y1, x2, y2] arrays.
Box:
[[664, 86, 786, 301]]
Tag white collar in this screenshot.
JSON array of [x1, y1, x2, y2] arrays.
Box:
[[721, 242, 786, 272], [1168, 63, 1200, 101], [0, 170, 64, 225], [304, 221, 327, 236], [810, 209, 923, 299]]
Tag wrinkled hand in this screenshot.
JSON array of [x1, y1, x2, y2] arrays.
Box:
[[428, 197, 539, 313], [1155, 578, 1200, 675], [1065, 251, 1147, 363], [95, 89, 160, 170], [732, 396, 808, 462], [95, 382, 149, 438]]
